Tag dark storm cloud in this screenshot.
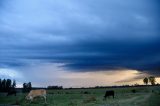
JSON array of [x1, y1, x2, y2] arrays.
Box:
[[0, 0, 160, 75]]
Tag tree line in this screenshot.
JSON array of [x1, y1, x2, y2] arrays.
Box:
[[47, 86, 63, 89], [22, 82, 32, 93], [143, 76, 156, 85], [0, 79, 16, 92], [0, 78, 32, 93], [0, 76, 157, 93]]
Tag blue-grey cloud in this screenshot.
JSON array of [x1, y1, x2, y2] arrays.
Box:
[[0, 0, 160, 75]]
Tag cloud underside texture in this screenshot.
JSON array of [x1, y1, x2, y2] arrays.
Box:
[[0, 0, 160, 75]]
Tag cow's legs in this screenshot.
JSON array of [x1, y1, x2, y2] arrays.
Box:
[[43, 95, 47, 103], [29, 99, 33, 103], [29, 96, 33, 103]]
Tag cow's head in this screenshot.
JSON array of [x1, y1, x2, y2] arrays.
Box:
[[26, 95, 32, 100]]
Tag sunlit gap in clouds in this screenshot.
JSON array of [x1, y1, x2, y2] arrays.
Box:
[[0, 68, 23, 78], [0, 63, 157, 88]]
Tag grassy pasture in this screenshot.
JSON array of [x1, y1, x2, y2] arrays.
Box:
[[0, 86, 160, 106]]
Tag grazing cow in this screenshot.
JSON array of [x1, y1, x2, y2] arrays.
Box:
[[104, 90, 114, 100], [7, 89, 17, 96], [26, 89, 47, 103]]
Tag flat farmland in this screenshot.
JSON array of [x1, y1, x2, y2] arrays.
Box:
[[0, 86, 160, 106]]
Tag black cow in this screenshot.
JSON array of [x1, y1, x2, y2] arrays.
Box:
[[104, 90, 114, 100], [7, 89, 17, 96]]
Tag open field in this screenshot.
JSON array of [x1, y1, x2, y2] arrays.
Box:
[[0, 86, 160, 106]]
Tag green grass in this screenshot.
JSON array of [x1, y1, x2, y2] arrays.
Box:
[[0, 86, 160, 106]]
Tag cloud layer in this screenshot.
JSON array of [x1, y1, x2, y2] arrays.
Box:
[[0, 0, 160, 77]]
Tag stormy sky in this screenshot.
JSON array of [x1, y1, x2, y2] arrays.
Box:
[[0, 0, 160, 87]]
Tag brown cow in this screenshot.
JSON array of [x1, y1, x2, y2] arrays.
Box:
[[26, 89, 47, 103]]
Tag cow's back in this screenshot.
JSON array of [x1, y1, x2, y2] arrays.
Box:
[[104, 90, 114, 99], [28, 89, 46, 97]]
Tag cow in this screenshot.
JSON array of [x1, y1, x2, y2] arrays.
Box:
[[103, 90, 114, 100], [7, 89, 17, 96], [26, 89, 47, 103]]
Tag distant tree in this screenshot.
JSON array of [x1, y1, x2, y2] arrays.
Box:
[[28, 82, 32, 91], [149, 76, 156, 85], [23, 83, 27, 93], [143, 77, 148, 85], [0, 79, 2, 92], [2, 79, 6, 92], [12, 80, 16, 88], [6, 79, 12, 91], [23, 82, 32, 93]]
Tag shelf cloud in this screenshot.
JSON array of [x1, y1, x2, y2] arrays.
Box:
[[0, 0, 160, 86]]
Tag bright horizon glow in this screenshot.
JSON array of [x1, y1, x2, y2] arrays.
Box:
[[1, 65, 158, 88]]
